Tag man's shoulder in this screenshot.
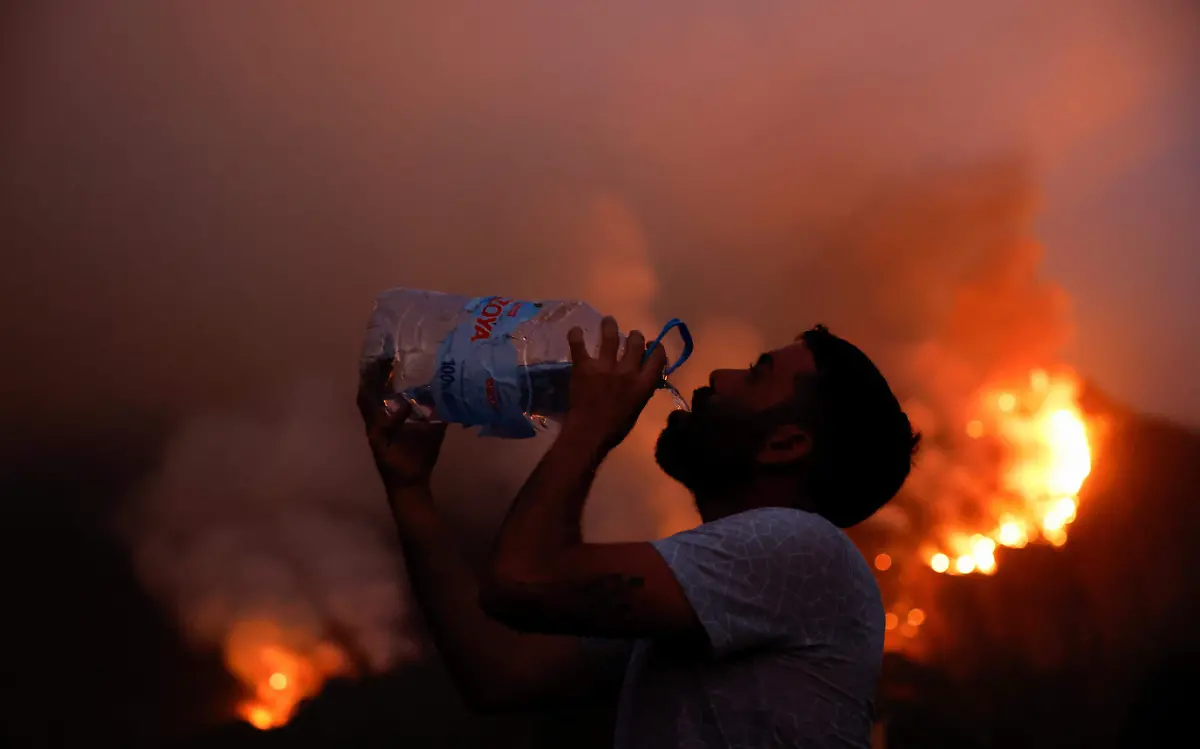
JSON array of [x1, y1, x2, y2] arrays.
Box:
[[716, 507, 877, 594], [654, 506, 868, 582], [657, 507, 863, 577], [705, 506, 846, 546]]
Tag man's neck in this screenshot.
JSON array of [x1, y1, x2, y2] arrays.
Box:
[[695, 475, 817, 524]]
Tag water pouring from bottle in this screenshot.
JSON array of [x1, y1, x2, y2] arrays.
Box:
[[642, 317, 693, 414], [661, 380, 692, 413]]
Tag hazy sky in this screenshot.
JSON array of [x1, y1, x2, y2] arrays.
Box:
[[1037, 84, 1200, 426], [3, 0, 1197, 430]]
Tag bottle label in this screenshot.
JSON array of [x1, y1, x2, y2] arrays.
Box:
[[433, 296, 541, 438]]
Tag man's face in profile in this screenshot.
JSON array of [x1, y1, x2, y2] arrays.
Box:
[[655, 339, 817, 503]]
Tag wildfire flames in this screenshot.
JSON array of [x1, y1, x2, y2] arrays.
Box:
[[925, 369, 1093, 575], [226, 620, 350, 730], [881, 368, 1097, 643]]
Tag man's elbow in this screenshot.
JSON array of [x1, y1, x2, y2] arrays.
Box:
[[448, 642, 541, 715], [478, 566, 556, 633]]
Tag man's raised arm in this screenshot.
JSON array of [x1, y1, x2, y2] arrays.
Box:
[[481, 319, 706, 643], [358, 362, 624, 712]]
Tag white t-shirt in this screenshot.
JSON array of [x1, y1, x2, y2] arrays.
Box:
[[598, 507, 884, 749]]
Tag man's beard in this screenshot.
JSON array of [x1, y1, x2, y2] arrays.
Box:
[[654, 388, 775, 499]]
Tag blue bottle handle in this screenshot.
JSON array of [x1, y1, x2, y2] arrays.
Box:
[[644, 318, 694, 378]]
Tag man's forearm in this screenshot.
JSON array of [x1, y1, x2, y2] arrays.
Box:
[[476, 428, 704, 640], [389, 486, 602, 710], [386, 486, 621, 711], [489, 428, 608, 574], [388, 489, 513, 703]]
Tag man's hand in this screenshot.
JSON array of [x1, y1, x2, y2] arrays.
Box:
[[562, 316, 668, 452], [359, 358, 626, 714], [356, 359, 447, 494], [485, 317, 701, 642]]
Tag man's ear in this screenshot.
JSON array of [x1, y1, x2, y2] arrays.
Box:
[[757, 424, 812, 465]]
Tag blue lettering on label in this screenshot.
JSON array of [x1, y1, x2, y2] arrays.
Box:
[[432, 296, 541, 438]]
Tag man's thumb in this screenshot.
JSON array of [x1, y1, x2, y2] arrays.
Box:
[[642, 342, 669, 382], [384, 397, 414, 426]]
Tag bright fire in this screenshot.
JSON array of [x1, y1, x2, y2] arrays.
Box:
[[879, 369, 1096, 650], [225, 620, 350, 730], [927, 369, 1093, 575]]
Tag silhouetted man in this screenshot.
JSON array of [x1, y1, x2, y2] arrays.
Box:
[[358, 317, 919, 748]]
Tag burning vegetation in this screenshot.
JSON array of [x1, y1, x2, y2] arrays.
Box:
[[877, 367, 1097, 647], [226, 620, 350, 730], [930, 368, 1092, 573]]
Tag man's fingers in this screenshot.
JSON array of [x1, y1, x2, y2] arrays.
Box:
[[358, 357, 411, 435], [641, 340, 669, 386], [622, 330, 646, 371], [359, 358, 391, 396], [386, 397, 414, 424], [598, 316, 620, 363], [364, 401, 398, 445], [567, 326, 590, 365], [371, 357, 393, 389], [410, 421, 450, 448]]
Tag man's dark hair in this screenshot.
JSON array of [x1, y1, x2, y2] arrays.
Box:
[[794, 325, 920, 527]]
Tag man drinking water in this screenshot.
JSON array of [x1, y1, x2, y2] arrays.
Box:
[[358, 317, 918, 748]]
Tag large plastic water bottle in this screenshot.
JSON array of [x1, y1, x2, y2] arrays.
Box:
[[361, 288, 693, 438]]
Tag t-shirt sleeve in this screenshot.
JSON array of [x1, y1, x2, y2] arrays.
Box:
[[651, 508, 855, 657]]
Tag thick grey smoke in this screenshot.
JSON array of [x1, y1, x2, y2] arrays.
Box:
[[3, 0, 1195, 674], [124, 379, 419, 670]]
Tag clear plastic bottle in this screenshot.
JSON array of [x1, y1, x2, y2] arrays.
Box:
[[361, 288, 692, 438]]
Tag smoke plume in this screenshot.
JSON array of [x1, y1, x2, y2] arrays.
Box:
[[123, 379, 418, 671]]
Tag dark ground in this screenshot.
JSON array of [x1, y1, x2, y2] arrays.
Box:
[[3, 393, 1198, 748]]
